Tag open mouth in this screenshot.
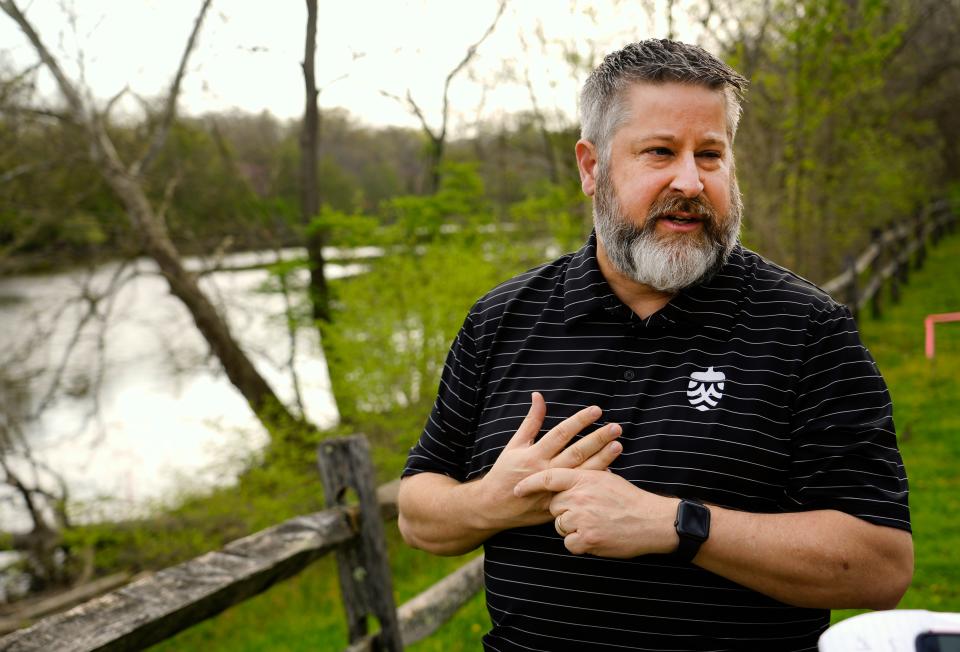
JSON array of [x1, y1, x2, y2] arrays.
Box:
[[662, 214, 703, 224]]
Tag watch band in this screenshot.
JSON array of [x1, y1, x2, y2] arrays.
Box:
[[674, 498, 710, 562]]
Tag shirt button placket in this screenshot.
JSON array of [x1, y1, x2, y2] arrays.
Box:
[[623, 369, 636, 381]]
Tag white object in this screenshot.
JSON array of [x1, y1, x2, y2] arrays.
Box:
[[819, 610, 960, 651]]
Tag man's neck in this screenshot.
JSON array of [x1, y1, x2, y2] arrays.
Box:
[[595, 238, 674, 319]]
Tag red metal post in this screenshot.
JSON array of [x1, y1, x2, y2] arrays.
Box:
[[925, 312, 960, 359]]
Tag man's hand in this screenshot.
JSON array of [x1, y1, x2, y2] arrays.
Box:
[[514, 467, 678, 558], [515, 468, 914, 609], [472, 392, 623, 532], [397, 392, 622, 555]]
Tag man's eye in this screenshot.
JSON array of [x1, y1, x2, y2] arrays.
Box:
[[647, 148, 672, 157], [698, 151, 722, 159]]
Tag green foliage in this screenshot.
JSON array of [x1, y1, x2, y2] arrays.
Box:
[[148, 120, 269, 247], [0, 111, 123, 266], [318, 164, 537, 462], [58, 212, 108, 248], [508, 179, 592, 254], [730, 0, 941, 279]]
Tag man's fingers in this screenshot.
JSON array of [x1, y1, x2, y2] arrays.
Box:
[[550, 423, 622, 469], [562, 531, 587, 555], [514, 467, 580, 497], [535, 404, 602, 458], [504, 392, 547, 450], [577, 439, 623, 471]]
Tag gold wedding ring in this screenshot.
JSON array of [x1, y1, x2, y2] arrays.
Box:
[[554, 514, 570, 537]]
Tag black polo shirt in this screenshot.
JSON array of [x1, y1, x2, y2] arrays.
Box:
[[403, 233, 910, 652]]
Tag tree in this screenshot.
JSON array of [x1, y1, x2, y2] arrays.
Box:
[[383, 0, 506, 193], [0, 1, 313, 441]]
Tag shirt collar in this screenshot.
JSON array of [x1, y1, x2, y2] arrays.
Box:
[[562, 232, 620, 325], [562, 232, 744, 333]]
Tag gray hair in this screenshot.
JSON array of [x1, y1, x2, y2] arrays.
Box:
[[580, 39, 748, 166]]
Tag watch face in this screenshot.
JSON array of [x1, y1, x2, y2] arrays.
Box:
[[678, 501, 710, 541]]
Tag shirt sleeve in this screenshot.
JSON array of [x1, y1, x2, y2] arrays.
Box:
[[782, 304, 911, 531], [402, 309, 482, 482]]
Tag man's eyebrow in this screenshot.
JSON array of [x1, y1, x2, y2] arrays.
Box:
[[631, 134, 728, 147]]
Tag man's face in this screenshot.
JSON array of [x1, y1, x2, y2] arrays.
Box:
[[579, 81, 742, 293]]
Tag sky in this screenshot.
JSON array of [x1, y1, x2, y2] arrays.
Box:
[[0, 0, 703, 135]]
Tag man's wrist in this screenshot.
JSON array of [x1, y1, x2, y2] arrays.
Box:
[[672, 498, 711, 562], [663, 497, 682, 554], [459, 477, 498, 532]]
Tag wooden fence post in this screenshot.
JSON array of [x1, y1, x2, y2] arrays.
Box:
[[317, 436, 403, 652], [932, 206, 943, 245], [884, 220, 900, 306], [845, 255, 859, 322], [870, 228, 883, 319], [914, 211, 927, 271]]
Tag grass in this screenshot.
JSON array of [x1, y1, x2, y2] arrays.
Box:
[[832, 228, 960, 622], [149, 230, 960, 650]]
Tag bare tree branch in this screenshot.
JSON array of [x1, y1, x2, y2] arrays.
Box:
[[439, 0, 507, 147], [381, 0, 507, 191], [130, 0, 214, 177], [3, 105, 73, 123], [0, 59, 41, 105], [276, 261, 306, 418], [156, 169, 183, 222], [0, 0, 87, 120], [27, 261, 136, 422], [0, 161, 50, 185], [517, 31, 559, 183], [100, 84, 130, 125]]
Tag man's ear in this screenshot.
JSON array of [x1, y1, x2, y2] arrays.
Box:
[[575, 139, 598, 197]]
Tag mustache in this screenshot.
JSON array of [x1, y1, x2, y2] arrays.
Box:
[[646, 194, 718, 222]]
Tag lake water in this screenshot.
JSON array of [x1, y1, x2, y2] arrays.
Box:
[[0, 248, 371, 532]]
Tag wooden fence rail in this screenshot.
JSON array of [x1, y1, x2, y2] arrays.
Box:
[[821, 198, 957, 321], [1, 198, 956, 652], [0, 437, 484, 652]]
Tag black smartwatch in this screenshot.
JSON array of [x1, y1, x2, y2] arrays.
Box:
[[673, 498, 710, 562]]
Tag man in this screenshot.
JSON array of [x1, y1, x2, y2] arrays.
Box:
[[398, 39, 913, 651]]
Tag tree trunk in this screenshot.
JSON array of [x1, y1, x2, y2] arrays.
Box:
[[100, 159, 309, 438], [301, 0, 330, 323]]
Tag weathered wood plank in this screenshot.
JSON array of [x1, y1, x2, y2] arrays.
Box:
[[342, 555, 485, 652], [0, 510, 354, 652], [318, 436, 403, 651], [398, 554, 484, 646], [0, 574, 133, 636]]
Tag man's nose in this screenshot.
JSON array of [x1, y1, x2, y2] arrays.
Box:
[[670, 153, 704, 198]]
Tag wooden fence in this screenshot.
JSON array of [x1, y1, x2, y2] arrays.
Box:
[[820, 198, 957, 322], [0, 436, 482, 652], [0, 198, 956, 652]]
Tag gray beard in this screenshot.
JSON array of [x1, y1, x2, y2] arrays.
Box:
[[593, 167, 743, 294]]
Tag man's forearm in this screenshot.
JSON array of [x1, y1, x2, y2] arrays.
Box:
[[696, 506, 914, 610], [397, 473, 501, 555], [515, 468, 913, 610]]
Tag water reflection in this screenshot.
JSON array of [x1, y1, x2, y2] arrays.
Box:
[[0, 248, 362, 530]]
